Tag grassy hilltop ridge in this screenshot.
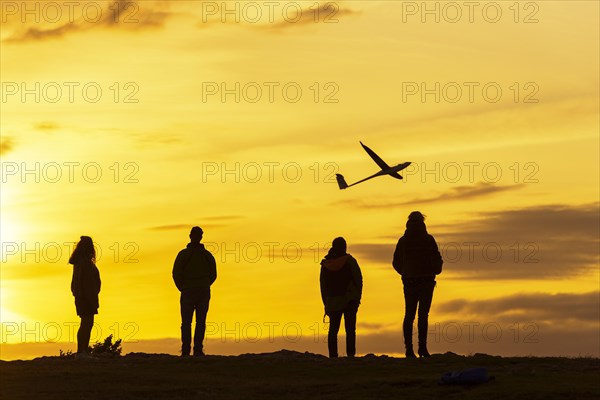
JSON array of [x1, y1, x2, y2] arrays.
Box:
[[1, 350, 599, 400]]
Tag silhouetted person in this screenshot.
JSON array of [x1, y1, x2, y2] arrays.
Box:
[[69, 236, 101, 358], [393, 211, 443, 358], [173, 226, 217, 356], [320, 237, 363, 358]]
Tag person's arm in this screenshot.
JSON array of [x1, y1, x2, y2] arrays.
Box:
[[319, 266, 326, 306], [208, 252, 217, 285], [93, 265, 101, 294], [392, 238, 404, 275], [81, 264, 97, 306], [71, 266, 76, 296], [352, 258, 363, 303], [429, 235, 443, 274], [172, 251, 185, 291]]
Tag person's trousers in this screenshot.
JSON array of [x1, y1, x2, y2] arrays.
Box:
[[327, 301, 358, 357], [402, 277, 435, 349], [180, 287, 211, 355], [77, 314, 94, 353]]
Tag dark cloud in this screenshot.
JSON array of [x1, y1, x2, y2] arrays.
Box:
[[437, 203, 599, 279], [351, 243, 395, 265], [351, 203, 599, 280], [4, 0, 173, 43], [266, 4, 359, 30], [357, 321, 386, 331], [337, 182, 524, 209], [438, 291, 600, 324], [1, 137, 15, 156]]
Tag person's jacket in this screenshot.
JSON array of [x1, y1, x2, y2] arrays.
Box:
[[392, 234, 442, 278], [70, 258, 101, 312], [173, 242, 217, 291], [320, 254, 362, 314]]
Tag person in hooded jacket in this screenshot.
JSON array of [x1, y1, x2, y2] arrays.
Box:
[[69, 236, 101, 358], [320, 237, 363, 358], [173, 226, 217, 356], [392, 211, 443, 358]]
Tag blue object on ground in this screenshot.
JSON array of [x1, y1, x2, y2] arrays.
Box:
[[439, 367, 493, 385]]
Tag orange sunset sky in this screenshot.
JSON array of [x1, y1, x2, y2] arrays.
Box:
[[0, 1, 598, 360]]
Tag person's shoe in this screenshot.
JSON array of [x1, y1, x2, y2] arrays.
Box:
[[405, 344, 416, 358], [193, 350, 205, 357], [418, 347, 431, 358]]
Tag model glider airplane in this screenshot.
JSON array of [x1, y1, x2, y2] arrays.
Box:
[[336, 142, 411, 190]]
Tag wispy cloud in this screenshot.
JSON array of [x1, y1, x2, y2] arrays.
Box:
[[34, 122, 60, 131], [197, 3, 359, 31], [266, 4, 359, 31], [132, 133, 182, 149], [357, 321, 386, 331], [148, 216, 243, 231], [4, 0, 173, 43], [148, 224, 199, 231], [337, 182, 524, 209]]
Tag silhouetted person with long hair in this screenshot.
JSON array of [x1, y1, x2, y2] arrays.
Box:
[[69, 236, 101, 358], [320, 237, 363, 358], [393, 212, 443, 358], [173, 226, 217, 356]]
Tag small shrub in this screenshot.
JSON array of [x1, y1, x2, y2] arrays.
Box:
[[90, 335, 122, 356]]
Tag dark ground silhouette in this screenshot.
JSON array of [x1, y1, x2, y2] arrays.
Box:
[[1, 350, 598, 400]]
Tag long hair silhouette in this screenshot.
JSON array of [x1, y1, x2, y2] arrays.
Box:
[[69, 236, 96, 264]]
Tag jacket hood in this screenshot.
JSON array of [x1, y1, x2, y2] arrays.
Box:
[[321, 254, 350, 271], [187, 242, 205, 250]]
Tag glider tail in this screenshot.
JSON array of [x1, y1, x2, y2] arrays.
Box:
[[336, 174, 349, 190]]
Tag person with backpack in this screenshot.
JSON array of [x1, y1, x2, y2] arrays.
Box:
[[173, 226, 217, 356], [392, 211, 443, 358], [320, 237, 363, 358], [69, 236, 101, 359]]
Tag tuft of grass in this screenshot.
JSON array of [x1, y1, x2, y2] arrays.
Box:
[[58, 349, 73, 358]]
